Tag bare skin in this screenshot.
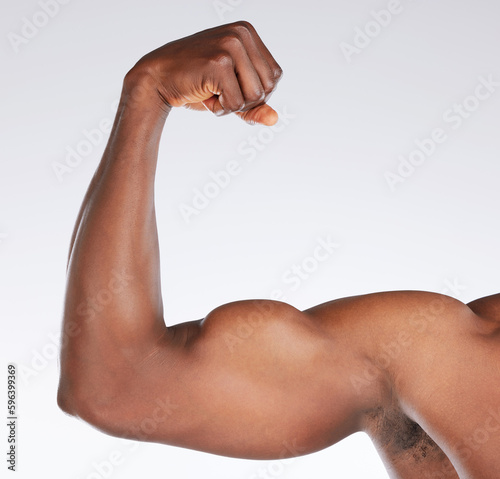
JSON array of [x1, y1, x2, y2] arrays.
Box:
[[57, 22, 500, 479]]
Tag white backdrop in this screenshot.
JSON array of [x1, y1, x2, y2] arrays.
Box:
[[1, 0, 500, 478]]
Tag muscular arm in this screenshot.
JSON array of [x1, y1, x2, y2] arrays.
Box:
[[57, 22, 382, 459]]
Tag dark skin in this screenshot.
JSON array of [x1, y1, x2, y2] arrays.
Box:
[[57, 21, 500, 479]]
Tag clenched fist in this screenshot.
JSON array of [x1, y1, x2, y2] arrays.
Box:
[[125, 21, 283, 126]]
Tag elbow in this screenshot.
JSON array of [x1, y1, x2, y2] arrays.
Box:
[[56, 377, 176, 445], [57, 393, 74, 417], [57, 379, 78, 417], [56, 379, 120, 435]]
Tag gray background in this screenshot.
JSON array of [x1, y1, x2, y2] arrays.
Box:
[[1, 0, 499, 477]]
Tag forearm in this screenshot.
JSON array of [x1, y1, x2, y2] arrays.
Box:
[[59, 71, 171, 410]]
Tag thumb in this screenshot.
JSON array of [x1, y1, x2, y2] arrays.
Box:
[[236, 104, 279, 126]]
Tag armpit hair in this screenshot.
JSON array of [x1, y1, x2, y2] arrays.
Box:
[[366, 406, 446, 462]]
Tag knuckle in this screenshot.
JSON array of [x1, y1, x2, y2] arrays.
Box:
[[219, 32, 243, 50], [262, 77, 276, 94], [247, 88, 265, 103], [272, 65, 283, 81], [233, 100, 246, 111], [209, 52, 233, 69], [232, 20, 254, 33], [222, 96, 245, 113]]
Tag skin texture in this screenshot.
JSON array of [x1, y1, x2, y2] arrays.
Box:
[[57, 22, 500, 479]]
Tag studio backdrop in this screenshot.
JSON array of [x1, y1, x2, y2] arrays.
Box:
[[2, 0, 499, 478]]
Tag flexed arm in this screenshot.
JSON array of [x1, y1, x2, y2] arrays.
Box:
[[57, 22, 379, 460]]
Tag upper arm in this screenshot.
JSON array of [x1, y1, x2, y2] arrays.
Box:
[[71, 300, 372, 460]]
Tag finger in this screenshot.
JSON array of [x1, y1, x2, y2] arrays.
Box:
[[186, 48, 263, 114], [232, 47, 267, 110], [201, 95, 219, 113], [236, 103, 279, 126], [203, 67, 245, 116], [231, 22, 283, 94]]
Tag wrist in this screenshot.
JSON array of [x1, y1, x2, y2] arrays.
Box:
[[122, 66, 172, 120]]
